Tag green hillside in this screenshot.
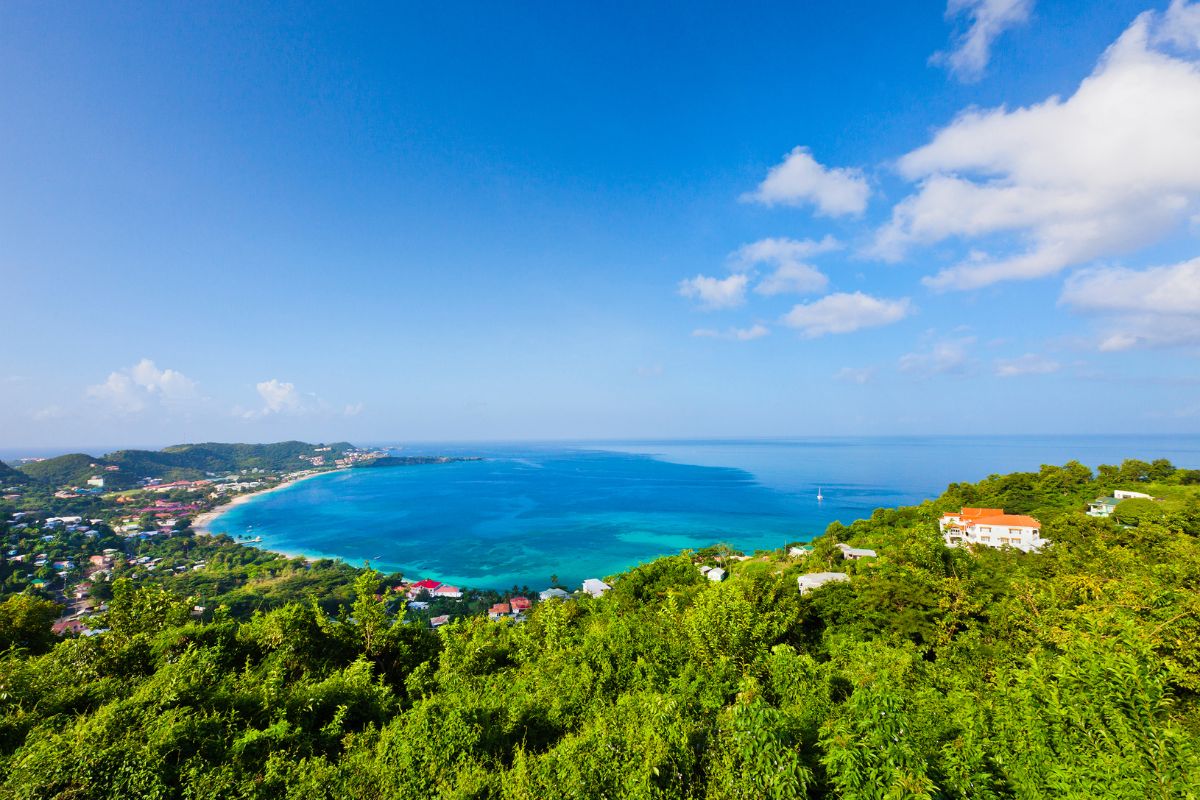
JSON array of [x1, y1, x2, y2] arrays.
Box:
[[16, 441, 357, 488], [0, 460, 30, 486], [14, 453, 107, 487]]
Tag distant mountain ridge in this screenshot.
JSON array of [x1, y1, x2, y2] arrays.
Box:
[[14, 440, 356, 490]]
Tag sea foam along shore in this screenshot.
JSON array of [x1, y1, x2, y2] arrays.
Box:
[[192, 469, 339, 536]]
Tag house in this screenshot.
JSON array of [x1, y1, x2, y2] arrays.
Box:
[[788, 545, 813, 557], [488, 602, 511, 619], [1088, 489, 1155, 517], [52, 619, 87, 635], [797, 572, 850, 594], [430, 614, 450, 627], [539, 587, 570, 601], [1088, 497, 1119, 517], [408, 601, 430, 611], [836, 543, 877, 560], [706, 567, 726, 582], [509, 596, 532, 612], [581, 578, 611, 598], [86, 476, 104, 488], [939, 508, 1046, 552], [433, 584, 463, 599], [408, 579, 442, 598]]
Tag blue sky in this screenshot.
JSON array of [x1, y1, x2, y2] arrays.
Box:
[[2, 0, 1199, 449]]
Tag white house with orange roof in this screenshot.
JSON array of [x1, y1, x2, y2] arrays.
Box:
[[939, 507, 1046, 552]]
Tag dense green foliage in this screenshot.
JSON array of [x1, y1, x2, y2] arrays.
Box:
[[12, 453, 101, 488], [0, 461, 29, 487], [1, 459, 1198, 798], [14, 441, 356, 490]]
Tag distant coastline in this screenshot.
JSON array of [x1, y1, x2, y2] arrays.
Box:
[[192, 469, 338, 537]]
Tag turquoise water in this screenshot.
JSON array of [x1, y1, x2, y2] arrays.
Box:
[[208, 436, 1200, 590]]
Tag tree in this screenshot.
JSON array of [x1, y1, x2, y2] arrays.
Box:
[[0, 594, 59, 653], [349, 569, 393, 658], [104, 578, 191, 639], [1113, 498, 1163, 526]]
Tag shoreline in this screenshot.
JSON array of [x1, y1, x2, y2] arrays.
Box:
[[192, 469, 341, 536]]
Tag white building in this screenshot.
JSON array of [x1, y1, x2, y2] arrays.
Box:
[[797, 572, 850, 594], [581, 578, 611, 597], [836, 543, 877, 560], [1088, 489, 1154, 517], [86, 476, 105, 488], [706, 567, 726, 582], [939, 508, 1046, 552], [539, 587, 570, 601]]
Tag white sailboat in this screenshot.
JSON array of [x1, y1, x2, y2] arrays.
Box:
[[817, 487, 824, 502]]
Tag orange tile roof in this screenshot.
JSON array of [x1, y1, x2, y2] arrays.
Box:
[[959, 507, 1005, 519], [971, 514, 1040, 528]]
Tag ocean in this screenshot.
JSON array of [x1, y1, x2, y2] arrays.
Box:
[[205, 435, 1200, 590]]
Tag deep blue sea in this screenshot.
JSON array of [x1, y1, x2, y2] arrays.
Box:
[[206, 436, 1200, 590]]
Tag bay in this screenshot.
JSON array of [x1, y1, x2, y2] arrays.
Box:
[[206, 435, 1200, 589]]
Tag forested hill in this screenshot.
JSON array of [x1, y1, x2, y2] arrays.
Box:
[[14, 440, 356, 489], [0, 459, 29, 486], [1, 458, 1199, 797]]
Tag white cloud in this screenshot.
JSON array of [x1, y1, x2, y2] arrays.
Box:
[[692, 324, 770, 341], [742, 147, 870, 216], [678, 273, 749, 310], [344, 402, 365, 417], [781, 292, 912, 338], [994, 353, 1061, 376], [1060, 257, 1200, 349], [899, 337, 975, 376], [1157, 0, 1200, 48], [833, 366, 876, 384], [635, 365, 665, 377], [876, 5, 1200, 290], [255, 379, 304, 415], [86, 359, 199, 414], [934, 0, 1033, 82], [733, 236, 839, 297]]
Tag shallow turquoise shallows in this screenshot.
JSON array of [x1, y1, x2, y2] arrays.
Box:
[[207, 436, 1200, 590]]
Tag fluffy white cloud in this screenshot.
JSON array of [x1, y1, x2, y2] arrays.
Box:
[[692, 324, 770, 341], [899, 337, 975, 376], [781, 292, 912, 338], [1158, 0, 1200, 48], [733, 236, 839, 296], [934, 0, 1033, 81], [86, 359, 199, 413], [678, 273, 749, 310], [742, 147, 870, 216], [876, 4, 1200, 290], [833, 366, 875, 384], [1060, 257, 1200, 349], [994, 353, 1061, 376], [255, 379, 304, 414]]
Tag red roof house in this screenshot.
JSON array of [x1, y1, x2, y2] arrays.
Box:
[[408, 579, 442, 597], [509, 596, 532, 612]]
